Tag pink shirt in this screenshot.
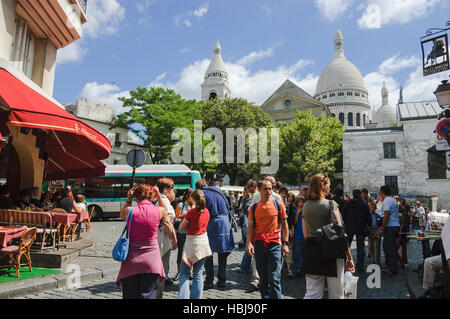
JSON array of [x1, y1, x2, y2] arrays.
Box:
[[127, 200, 160, 241]]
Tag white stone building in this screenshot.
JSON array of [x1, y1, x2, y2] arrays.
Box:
[[342, 85, 450, 210], [201, 40, 231, 101], [314, 28, 371, 130], [65, 99, 150, 166]]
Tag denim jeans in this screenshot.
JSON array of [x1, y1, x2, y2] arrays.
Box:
[[383, 226, 400, 273], [254, 241, 282, 299], [240, 242, 252, 273], [294, 239, 305, 272], [205, 252, 230, 285], [347, 232, 366, 271], [178, 258, 206, 299]]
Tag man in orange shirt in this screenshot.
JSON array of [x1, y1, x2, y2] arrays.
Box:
[[247, 180, 289, 299]]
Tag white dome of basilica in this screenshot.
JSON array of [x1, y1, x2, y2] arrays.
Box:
[[315, 29, 366, 96], [314, 28, 371, 130]]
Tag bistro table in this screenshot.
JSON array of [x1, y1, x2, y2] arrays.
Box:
[[0, 226, 27, 248], [48, 211, 78, 246]]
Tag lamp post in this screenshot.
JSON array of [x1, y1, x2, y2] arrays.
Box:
[[434, 77, 450, 145]]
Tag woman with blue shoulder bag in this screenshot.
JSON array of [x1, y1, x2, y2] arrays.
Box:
[[115, 184, 177, 299]]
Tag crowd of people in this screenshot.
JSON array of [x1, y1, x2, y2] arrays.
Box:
[[112, 173, 449, 300], [0, 184, 87, 214]]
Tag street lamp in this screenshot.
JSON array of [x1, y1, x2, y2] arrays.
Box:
[[434, 78, 450, 119]]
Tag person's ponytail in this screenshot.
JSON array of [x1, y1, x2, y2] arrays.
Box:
[[191, 189, 206, 214]]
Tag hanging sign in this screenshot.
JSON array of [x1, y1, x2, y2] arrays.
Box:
[[422, 34, 449, 76]]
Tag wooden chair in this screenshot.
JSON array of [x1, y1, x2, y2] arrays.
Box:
[[84, 206, 94, 233], [9, 210, 56, 251], [0, 227, 37, 278]]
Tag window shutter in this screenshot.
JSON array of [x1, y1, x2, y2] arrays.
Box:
[[10, 17, 34, 78]]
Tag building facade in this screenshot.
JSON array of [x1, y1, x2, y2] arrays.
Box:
[[343, 92, 450, 210], [261, 79, 330, 125], [0, 1, 110, 200], [65, 99, 150, 166]]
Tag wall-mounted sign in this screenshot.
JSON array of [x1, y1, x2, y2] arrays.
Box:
[[422, 34, 449, 76], [436, 138, 450, 151]]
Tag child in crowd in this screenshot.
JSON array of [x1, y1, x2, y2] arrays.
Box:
[[368, 202, 382, 265], [293, 196, 306, 276], [75, 194, 87, 211]]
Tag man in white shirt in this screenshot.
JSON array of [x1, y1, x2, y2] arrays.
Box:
[[154, 178, 176, 299], [421, 214, 450, 297]]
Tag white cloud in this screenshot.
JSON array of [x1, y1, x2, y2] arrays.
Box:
[[174, 2, 209, 27], [78, 82, 130, 115], [358, 0, 442, 29], [313, 0, 354, 21], [57, 0, 126, 64], [237, 47, 276, 66], [56, 41, 88, 64], [403, 66, 450, 102], [378, 54, 421, 75], [148, 53, 315, 105], [83, 0, 126, 38]]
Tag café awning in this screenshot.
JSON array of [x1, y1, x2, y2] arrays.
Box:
[[0, 68, 111, 180]]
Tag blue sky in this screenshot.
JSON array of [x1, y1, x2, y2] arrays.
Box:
[[54, 0, 450, 116]]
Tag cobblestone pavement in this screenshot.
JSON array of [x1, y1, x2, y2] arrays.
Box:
[[18, 219, 428, 299]]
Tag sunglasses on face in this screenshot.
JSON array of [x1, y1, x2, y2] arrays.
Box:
[[165, 185, 173, 189]]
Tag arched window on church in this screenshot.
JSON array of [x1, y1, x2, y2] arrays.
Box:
[[356, 113, 361, 126], [428, 151, 447, 179], [363, 114, 366, 126], [209, 92, 217, 100], [331, 113, 336, 117], [348, 113, 353, 126], [339, 113, 345, 125]]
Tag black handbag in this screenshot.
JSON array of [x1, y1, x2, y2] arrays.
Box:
[[320, 200, 348, 259]]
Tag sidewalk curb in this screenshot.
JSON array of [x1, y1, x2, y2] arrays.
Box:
[[0, 263, 120, 299]]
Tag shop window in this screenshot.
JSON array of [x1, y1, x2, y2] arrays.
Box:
[[428, 152, 447, 179], [385, 176, 399, 195], [114, 133, 121, 147], [10, 17, 34, 79], [383, 142, 396, 159]]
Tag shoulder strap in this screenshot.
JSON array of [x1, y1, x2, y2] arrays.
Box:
[[273, 199, 281, 225], [251, 202, 258, 228], [121, 207, 133, 238], [329, 199, 334, 224]]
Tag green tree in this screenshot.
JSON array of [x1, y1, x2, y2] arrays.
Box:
[[278, 111, 344, 185], [201, 98, 275, 185], [111, 87, 201, 164]]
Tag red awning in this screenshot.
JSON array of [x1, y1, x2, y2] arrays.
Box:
[[0, 69, 111, 180]]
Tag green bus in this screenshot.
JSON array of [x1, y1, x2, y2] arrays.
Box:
[[66, 164, 201, 220]]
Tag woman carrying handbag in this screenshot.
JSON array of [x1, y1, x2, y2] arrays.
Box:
[[115, 184, 177, 299], [302, 173, 355, 299]]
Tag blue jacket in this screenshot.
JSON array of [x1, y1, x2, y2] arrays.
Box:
[[202, 186, 235, 253]]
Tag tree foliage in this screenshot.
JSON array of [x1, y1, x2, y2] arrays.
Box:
[[277, 111, 344, 185], [111, 87, 201, 164], [201, 98, 275, 185]]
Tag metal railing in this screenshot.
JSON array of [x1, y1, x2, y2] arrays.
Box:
[[78, 0, 87, 14]]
